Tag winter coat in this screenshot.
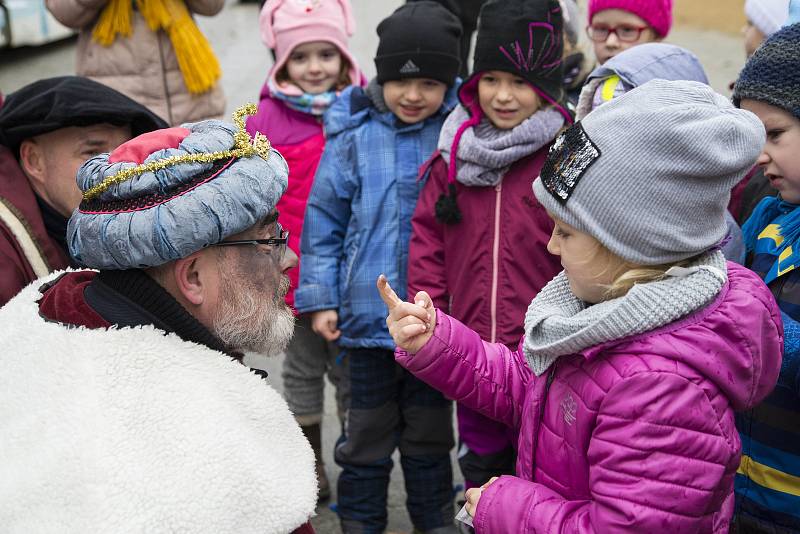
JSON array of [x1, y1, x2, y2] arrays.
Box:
[[736, 201, 800, 531], [410, 149, 561, 349], [295, 83, 459, 349], [0, 270, 318, 533], [0, 146, 69, 306], [246, 88, 326, 309], [409, 148, 562, 457], [45, 0, 226, 126], [396, 262, 783, 533]]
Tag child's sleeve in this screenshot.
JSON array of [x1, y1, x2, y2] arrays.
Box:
[[294, 134, 356, 314], [408, 159, 450, 312], [395, 311, 533, 429], [472, 371, 739, 533]]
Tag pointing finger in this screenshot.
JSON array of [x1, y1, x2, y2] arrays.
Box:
[[377, 274, 402, 310]]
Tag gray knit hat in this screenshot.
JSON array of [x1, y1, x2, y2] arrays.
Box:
[[533, 79, 765, 265], [733, 22, 800, 120], [68, 106, 288, 269]]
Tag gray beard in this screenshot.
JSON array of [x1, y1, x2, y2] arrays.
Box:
[[212, 274, 295, 357]]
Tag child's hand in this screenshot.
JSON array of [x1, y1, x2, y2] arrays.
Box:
[[465, 477, 499, 517], [377, 275, 436, 354], [311, 310, 341, 341]]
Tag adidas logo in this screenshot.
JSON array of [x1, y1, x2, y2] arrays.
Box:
[[399, 60, 420, 74]]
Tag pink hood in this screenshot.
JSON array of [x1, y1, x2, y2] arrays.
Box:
[[260, 0, 361, 96]]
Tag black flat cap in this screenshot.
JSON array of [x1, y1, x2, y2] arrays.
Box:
[[0, 76, 167, 154]]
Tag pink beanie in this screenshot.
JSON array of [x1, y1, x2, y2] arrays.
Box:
[[588, 0, 673, 37], [260, 0, 362, 96]]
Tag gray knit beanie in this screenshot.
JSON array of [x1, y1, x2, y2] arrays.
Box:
[[533, 79, 765, 265], [733, 22, 800, 120]]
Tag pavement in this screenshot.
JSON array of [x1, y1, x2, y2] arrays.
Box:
[[0, 2, 750, 532]]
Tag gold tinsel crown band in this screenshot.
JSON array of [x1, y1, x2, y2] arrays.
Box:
[[81, 104, 270, 201]]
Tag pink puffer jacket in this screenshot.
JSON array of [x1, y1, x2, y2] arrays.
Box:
[[396, 262, 783, 533]]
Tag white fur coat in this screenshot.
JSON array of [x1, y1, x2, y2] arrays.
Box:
[[0, 272, 317, 533]]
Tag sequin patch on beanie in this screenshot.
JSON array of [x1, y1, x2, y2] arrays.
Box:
[[540, 122, 601, 204]]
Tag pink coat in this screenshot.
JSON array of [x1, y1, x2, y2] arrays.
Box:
[[246, 89, 325, 308], [409, 149, 562, 458], [396, 262, 783, 533], [409, 149, 561, 349]]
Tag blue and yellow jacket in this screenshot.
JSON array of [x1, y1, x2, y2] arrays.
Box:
[[736, 196, 800, 532]]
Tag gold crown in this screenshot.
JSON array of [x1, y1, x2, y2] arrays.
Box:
[[81, 104, 271, 201]]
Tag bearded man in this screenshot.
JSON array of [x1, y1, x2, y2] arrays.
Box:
[[0, 108, 317, 533]]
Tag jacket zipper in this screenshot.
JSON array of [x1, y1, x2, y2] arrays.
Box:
[[490, 182, 502, 343]]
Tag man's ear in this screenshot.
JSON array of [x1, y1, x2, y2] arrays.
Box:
[[18, 139, 46, 186], [172, 253, 207, 306]]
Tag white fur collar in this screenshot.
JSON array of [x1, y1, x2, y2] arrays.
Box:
[[0, 271, 316, 533]]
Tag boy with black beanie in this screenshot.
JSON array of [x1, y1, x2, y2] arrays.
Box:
[[295, 2, 462, 533]]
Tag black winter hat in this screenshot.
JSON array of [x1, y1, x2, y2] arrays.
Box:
[[375, 1, 462, 86], [470, 0, 566, 105], [733, 23, 800, 120], [0, 76, 168, 156]]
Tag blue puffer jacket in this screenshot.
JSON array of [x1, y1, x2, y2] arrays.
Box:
[[295, 82, 459, 349]]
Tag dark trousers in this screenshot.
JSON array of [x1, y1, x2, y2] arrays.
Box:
[[335, 348, 455, 533]]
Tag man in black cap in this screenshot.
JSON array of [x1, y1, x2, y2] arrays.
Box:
[[0, 76, 166, 306]]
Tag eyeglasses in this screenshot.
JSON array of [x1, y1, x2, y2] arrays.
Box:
[[586, 24, 649, 43], [212, 222, 290, 260]]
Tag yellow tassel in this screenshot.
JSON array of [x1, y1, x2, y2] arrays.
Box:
[[137, 0, 171, 32], [92, 0, 133, 46], [92, 0, 220, 95]]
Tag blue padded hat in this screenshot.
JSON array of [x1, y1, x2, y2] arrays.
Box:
[[67, 105, 289, 269]]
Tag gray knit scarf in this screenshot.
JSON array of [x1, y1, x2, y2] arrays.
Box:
[[438, 104, 564, 187], [523, 250, 728, 376]]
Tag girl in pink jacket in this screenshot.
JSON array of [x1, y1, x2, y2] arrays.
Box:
[[408, 0, 571, 491], [381, 80, 783, 532], [245, 0, 362, 503]]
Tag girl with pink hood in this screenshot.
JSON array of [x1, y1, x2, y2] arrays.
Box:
[[246, 0, 363, 503]]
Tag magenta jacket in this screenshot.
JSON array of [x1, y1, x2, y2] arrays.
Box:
[[409, 148, 562, 457], [409, 149, 561, 348], [246, 88, 325, 308], [396, 262, 783, 533]]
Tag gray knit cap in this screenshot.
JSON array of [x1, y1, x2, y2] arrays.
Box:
[[533, 79, 765, 265], [733, 22, 800, 120], [68, 115, 288, 269]]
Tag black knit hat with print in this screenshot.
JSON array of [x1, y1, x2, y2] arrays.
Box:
[[470, 0, 566, 106], [374, 1, 463, 86]]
